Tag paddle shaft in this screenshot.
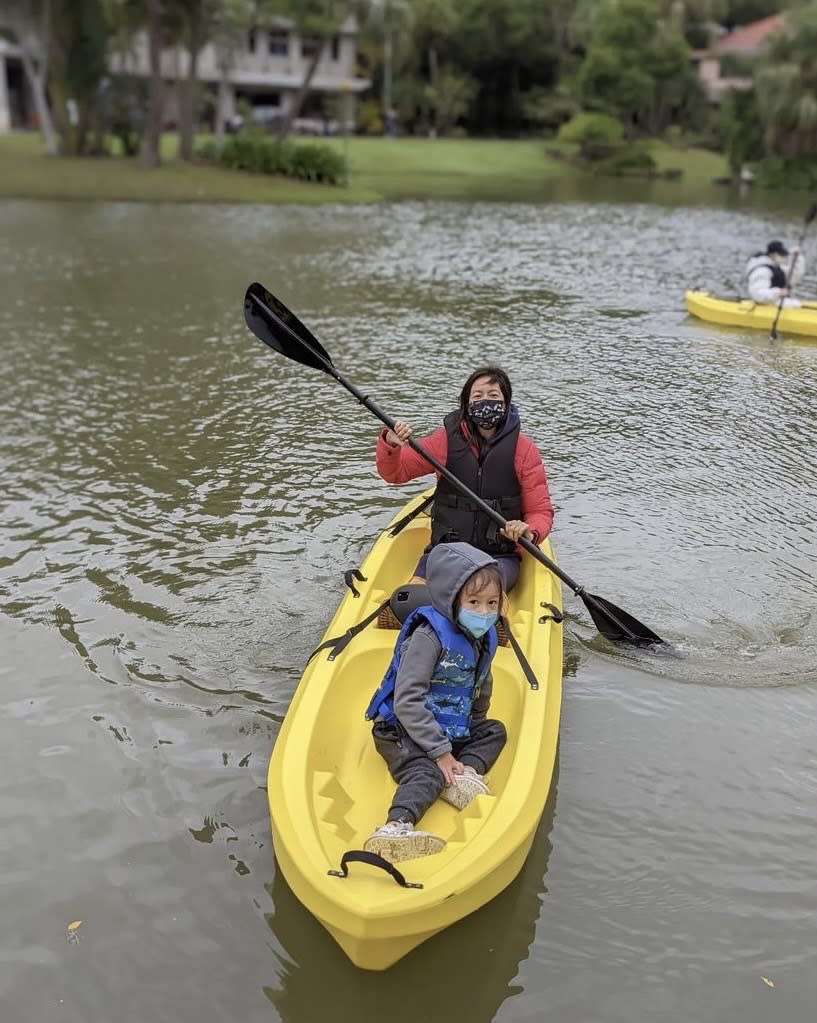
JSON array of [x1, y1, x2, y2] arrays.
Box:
[[770, 211, 815, 339], [245, 286, 663, 646], [248, 291, 594, 599]]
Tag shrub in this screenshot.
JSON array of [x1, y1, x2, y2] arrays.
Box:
[[592, 146, 658, 177], [289, 142, 347, 183], [754, 155, 817, 190], [194, 139, 218, 162], [557, 112, 626, 160], [196, 131, 347, 185], [357, 99, 384, 136], [521, 88, 580, 135]]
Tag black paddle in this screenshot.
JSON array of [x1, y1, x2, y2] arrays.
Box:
[[243, 282, 666, 648], [770, 203, 817, 340]]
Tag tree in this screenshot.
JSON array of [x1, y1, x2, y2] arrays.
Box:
[[722, 0, 782, 29], [576, 0, 695, 136], [140, 0, 164, 166], [720, 87, 763, 171], [174, 0, 217, 159], [447, 0, 565, 135], [0, 0, 59, 154], [359, 0, 412, 114], [49, 0, 110, 155], [210, 0, 256, 149], [753, 4, 817, 159], [409, 0, 459, 135], [271, 0, 351, 141]]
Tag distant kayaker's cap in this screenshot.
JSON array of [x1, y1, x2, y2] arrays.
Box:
[[767, 240, 789, 256]]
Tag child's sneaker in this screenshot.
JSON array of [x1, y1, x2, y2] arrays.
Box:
[[440, 766, 490, 810], [363, 820, 445, 863]]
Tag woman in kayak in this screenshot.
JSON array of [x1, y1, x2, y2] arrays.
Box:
[[375, 365, 554, 592], [364, 542, 506, 862]]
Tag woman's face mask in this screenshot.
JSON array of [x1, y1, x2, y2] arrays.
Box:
[[468, 399, 505, 430]]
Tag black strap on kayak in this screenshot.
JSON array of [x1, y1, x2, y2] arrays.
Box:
[[306, 597, 391, 664], [387, 493, 434, 537], [343, 568, 367, 598], [328, 850, 423, 889], [499, 615, 540, 691]]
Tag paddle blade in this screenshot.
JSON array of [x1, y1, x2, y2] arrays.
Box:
[[244, 282, 333, 374], [581, 591, 665, 647]]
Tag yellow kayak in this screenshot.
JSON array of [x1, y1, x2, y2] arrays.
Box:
[[685, 289, 817, 337], [267, 489, 563, 970]]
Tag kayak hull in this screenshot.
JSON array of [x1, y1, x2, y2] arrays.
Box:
[[685, 289, 817, 337], [267, 490, 563, 970]]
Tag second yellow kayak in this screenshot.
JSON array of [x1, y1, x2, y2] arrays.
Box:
[[685, 289, 817, 337]]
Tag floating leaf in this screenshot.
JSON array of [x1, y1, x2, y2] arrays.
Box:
[[761, 976, 774, 988], [67, 920, 82, 932]]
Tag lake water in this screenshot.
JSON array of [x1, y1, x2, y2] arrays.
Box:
[[1, 193, 816, 1023]]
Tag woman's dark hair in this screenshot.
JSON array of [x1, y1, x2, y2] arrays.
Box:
[[458, 366, 513, 423]]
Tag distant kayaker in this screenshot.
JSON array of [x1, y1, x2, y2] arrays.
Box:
[[363, 542, 507, 862], [375, 365, 554, 592], [745, 240, 806, 307]]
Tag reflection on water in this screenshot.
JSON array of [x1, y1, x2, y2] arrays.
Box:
[[2, 198, 817, 1022], [264, 759, 558, 1022]]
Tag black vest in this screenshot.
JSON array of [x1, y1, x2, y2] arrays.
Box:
[[430, 412, 522, 556], [749, 255, 786, 289]]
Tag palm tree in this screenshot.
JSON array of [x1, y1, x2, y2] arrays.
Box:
[[360, 0, 411, 115], [755, 6, 817, 158]]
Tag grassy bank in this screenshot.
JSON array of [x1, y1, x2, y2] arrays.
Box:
[[0, 132, 380, 204], [0, 131, 728, 204]]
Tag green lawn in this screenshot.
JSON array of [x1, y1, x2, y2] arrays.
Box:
[[0, 131, 729, 204], [646, 140, 728, 182], [0, 132, 380, 204]]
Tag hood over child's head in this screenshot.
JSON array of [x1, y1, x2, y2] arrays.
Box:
[[425, 542, 502, 622]]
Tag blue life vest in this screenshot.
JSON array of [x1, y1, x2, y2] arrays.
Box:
[[365, 606, 497, 741]]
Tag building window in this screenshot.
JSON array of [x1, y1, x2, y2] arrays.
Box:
[[300, 35, 322, 59], [330, 35, 340, 61], [268, 30, 289, 56], [248, 27, 257, 53]]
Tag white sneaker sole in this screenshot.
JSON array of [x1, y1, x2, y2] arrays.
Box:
[[440, 774, 490, 810], [363, 831, 446, 863]]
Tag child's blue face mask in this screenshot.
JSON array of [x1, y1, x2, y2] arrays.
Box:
[[457, 608, 498, 639]]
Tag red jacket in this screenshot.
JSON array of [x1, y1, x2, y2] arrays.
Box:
[[376, 421, 554, 545]]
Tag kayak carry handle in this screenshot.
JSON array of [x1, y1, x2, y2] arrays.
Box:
[[328, 850, 423, 889]]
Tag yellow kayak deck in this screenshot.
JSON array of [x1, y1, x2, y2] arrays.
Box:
[[267, 490, 563, 970], [685, 289, 817, 337]]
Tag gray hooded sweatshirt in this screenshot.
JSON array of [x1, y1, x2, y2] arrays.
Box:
[[391, 542, 499, 761]]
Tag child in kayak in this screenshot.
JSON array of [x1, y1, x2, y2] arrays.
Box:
[[363, 542, 507, 863]]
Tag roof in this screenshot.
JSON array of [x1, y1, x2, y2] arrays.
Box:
[[715, 13, 786, 54]]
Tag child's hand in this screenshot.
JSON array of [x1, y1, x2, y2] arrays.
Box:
[[435, 752, 463, 786]]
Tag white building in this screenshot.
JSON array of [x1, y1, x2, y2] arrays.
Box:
[[0, 17, 370, 136], [108, 16, 370, 132], [0, 38, 30, 133]]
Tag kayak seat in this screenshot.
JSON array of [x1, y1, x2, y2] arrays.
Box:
[[377, 583, 509, 645]]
